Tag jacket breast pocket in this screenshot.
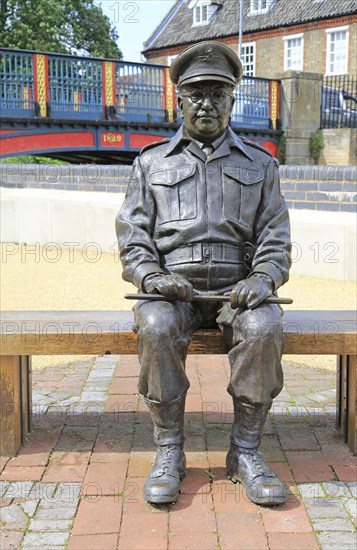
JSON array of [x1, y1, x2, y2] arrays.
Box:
[[222, 165, 263, 229], [149, 165, 197, 225]]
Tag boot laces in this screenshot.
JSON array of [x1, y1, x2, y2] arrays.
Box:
[[161, 445, 177, 473], [242, 451, 268, 476]]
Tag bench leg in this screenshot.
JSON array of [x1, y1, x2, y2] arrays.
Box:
[[0, 355, 32, 457], [336, 355, 357, 455]]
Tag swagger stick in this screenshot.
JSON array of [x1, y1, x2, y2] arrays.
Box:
[[125, 294, 293, 304]]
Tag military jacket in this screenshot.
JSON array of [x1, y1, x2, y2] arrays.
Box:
[[116, 125, 291, 291]]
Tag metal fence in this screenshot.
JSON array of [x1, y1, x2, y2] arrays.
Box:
[[48, 56, 103, 118], [232, 77, 271, 129], [0, 50, 34, 115], [0, 48, 280, 129], [321, 75, 357, 129], [115, 62, 165, 122]]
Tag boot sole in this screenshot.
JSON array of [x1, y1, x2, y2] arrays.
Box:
[[226, 470, 287, 506], [144, 470, 186, 505]]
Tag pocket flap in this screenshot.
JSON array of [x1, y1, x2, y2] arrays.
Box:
[[222, 165, 263, 185], [149, 165, 196, 186]]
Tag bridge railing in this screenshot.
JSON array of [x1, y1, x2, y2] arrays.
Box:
[[0, 48, 280, 129]]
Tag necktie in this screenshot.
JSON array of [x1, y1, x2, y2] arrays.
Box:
[[201, 143, 214, 158]]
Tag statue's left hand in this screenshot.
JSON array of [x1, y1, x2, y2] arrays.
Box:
[[229, 274, 274, 309], [143, 273, 194, 302]]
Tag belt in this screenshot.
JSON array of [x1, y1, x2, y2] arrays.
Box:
[[162, 243, 244, 266]]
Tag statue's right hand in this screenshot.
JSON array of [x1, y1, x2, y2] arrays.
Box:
[[143, 273, 194, 302]]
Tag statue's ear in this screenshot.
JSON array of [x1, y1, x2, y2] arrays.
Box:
[[230, 96, 235, 112], [177, 95, 183, 111]]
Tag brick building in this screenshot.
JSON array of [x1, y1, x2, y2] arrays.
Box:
[[143, 0, 357, 80]]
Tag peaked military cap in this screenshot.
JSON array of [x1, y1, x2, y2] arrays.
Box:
[[169, 41, 243, 87]]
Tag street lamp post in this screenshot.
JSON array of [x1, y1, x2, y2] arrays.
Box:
[[238, 0, 244, 60]]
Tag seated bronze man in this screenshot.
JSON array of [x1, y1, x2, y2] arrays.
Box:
[[116, 41, 292, 506]]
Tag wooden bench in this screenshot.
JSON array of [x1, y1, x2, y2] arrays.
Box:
[[1, 310, 356, 457]]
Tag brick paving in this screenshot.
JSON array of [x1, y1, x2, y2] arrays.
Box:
[[1, 355, 356, 549]]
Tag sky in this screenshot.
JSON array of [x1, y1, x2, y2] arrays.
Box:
[[98, 0, 177, 62]]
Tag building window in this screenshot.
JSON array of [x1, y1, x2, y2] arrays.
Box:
[[326, 26, 349, 75], [283, 34, 304, 71], [194, 2, 208, 24], [249, 0, 273, 15], [191, 1, 218, 26], [241, 42, 256, 76]]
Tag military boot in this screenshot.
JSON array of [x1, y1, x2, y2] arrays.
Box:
[[143, 394, 186, 504], [226, 399, 287, 506]]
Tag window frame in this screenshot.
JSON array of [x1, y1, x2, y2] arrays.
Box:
[[325, 25, 349, 75], [192, 1, 210, 26], [241, 41, 256, 77], [249, 0, 271, 15], [283, 33, 304, 71]]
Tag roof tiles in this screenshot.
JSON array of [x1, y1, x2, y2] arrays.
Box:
[[143, 0, 357, 52]]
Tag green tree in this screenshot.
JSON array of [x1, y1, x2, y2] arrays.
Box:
[[0, 0, 122, 58]]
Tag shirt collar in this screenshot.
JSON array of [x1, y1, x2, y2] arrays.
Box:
[[164, 124, 254, 161]]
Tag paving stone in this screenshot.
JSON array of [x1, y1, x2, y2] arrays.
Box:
[[0, 530, 25, 550], [260, 494, 314, 533], [169, 531, 218, 550], [316, 531, 357, 549], [20, 500, 39, 518], [29, 518, 73, 531], [34, 506, 78, 520], [260, 435, 285, 462], [71, 495, 122, 535], [216, 511, 268, 549], [67, 533, 118, 549], [38, 496, 80, 510], [79, 394, 108, 403], [344, 499, 357, 520], [0, 465, 45, 482], [267, 532, 319, 550], [312, 518, 355, 532], [119, 510, 168, 549], [43, 453, 90, 483], [322, 481, 352, 499], [55, 427, 97, 452], [277, 427, 319, 451], [346, 482, 357, 498], [298, 483, 325, 499], [286, 451, 334, 482], [0, 481, 10, 497], [0, 503, 29, 525], [29, 483, 57, 500], [331, 462, 357, 482], [22, 531, 70, 546], [303, 497, 349, 519]]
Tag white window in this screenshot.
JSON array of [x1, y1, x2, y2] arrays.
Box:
[[283, 34, 304, 71], [241, 42, 256, 76], [191, 1, 218, 26], [249, 0, 273, 15], [167, 55, 178, 65], [326, 26, 349, 75]]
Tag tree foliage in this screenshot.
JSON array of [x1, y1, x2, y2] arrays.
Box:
[[0, 0, 122, 58]]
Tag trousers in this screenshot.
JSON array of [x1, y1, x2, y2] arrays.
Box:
[[133, 298, 284, 405]]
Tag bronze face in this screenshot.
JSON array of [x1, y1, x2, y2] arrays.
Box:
[[178, 81, 235, 142]]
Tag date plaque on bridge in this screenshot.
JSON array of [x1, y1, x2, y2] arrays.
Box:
[[100, 132, 125, 148]]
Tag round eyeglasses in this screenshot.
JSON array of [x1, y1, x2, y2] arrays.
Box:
[[180, 89, 233, 105]]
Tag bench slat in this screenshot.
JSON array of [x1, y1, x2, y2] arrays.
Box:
[[1, 310, 356, 355]]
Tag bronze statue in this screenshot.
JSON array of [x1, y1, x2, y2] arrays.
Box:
[[116, 41, 292, 506]]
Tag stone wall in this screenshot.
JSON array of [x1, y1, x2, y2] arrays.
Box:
[[280, 165, 356, 212], [1, 163, 356, 213], [319, 129, 357, 166]]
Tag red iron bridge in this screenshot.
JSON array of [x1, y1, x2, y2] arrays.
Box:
[[1, 48, 282, 163]]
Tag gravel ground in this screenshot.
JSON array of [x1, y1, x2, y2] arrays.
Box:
[[1, 244, 355, 371]]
